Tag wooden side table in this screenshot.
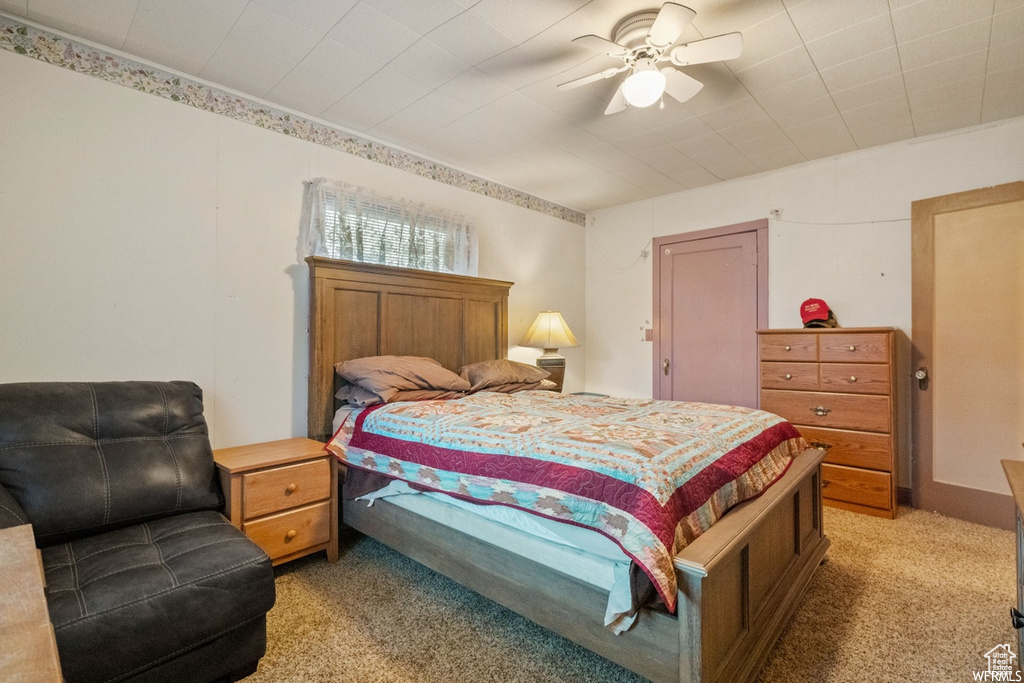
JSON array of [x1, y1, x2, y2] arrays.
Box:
[[0, 524, 63, 682], [214, 437, 338, 565]]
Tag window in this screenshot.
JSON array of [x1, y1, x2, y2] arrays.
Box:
[[302, 178, 478, 276]]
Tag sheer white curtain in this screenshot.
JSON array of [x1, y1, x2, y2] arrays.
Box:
[[301, 178, 478, 276]]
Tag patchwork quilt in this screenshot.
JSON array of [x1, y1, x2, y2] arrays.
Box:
[[327, 390, 806, 612]]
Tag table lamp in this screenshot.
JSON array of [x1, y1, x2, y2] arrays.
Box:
[[519, 311, 579, 392]]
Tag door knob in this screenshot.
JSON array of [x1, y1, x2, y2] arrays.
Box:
[[662, 359, 670, 375], [915, 368, 929, 390]]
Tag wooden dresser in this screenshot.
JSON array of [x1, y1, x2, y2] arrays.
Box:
[[758, 328, 899, 518], [215, 437, 338, 565]]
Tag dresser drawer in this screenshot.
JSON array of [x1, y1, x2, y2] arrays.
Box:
[[821, 464, 891, 510], [760, 362, 819, 391], [818, 333, 889, 363], [759, 334, 817, 362], [243, 501, 330, 560], [761, 389, 891, 433], [820, 363, 890, 395], [243, 459, 330, 518], [799, 426, 892, 472]]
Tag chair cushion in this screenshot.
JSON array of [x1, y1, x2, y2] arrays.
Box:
[[0, 381, 223, 545], [42, 511, 275, 683]]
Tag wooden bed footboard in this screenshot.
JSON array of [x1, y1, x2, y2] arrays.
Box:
[[339, 448, 828, 683]]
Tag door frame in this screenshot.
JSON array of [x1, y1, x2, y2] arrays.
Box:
[[652, 218, 769, 400], [911, 181, 1024, 529]]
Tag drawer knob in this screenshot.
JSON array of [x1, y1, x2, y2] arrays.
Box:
[[784, 345, 791, 351], [849, 376, 857, 382], [822, 479, 831, 488], [285, 483, 298, 494], [848, 345, 856, 351], [785, 373, 792, 380], [285, 529, 297, 541], [809, 441, 832, 451], [810, 406, 831, 416]]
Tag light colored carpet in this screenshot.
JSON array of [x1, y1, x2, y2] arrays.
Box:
[[248, 507, 1016, 682]]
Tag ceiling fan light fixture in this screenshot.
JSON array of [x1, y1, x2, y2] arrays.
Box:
[[621, 58, 665, 108]]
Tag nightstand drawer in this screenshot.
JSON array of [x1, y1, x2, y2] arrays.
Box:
[[762, 389, 890, 433], [760, 362, 819, 391], [819, 333, 888, 363], [759, 334, 817, 362], [243, 501, 330, 560], [820, 363, 890, 395], [800, 426, 892, 472], [821, 464, 891, 510], [243, 459, 330, 518]]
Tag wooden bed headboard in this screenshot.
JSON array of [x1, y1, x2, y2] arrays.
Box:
[[306, 257, 513, 441]]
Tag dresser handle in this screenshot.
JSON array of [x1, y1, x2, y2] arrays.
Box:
[[809, 441, 832, 451], [784, 345, 791, 351], [785, 373, 792, 380], [822, 479, 831, 488], [285, 483, 298, 494], [848, 345, 856, 351], [810, 406, 831, 416], [285, 529, 297, 541], [849, 376, 857, 382]]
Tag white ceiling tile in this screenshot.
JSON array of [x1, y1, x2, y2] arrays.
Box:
[[746, 145, 807, 172], [897, 19, 990, 72], [891, 0, 994, 43], [728, 11, 804, 72], [520, 13, 607, 74], [407, 90, 473, 128], [703, 156, 761, 181], [0, 1, 28, 17], [786, 0, 891, 42], [533, 122, 604, 154], [988, 35, 1024, 72], [983, 65, 1024, 121], [734, 46, 818, 94], [685, 71, 751, 115], [389, 40, 470, 89], [671, 132, 732, 158], [902, 51, 986, 94], [912, 98, 984, 136], [477, 45, 562, 89], [571, 143, 648, 173], [611, 129, 671, 152], [220, 3, 321, 64], [996, 0, 1024, 12], [425, 11, 517, 65], [751, 72, 829, 112], [764, 96, 839, 128], [653, 116, 716, 146], [122, 0, 246, 76], [818, 46, 902, 91], [361, 0, 464, 34], [327, 2, 419, 64], [248, 0, 357, 33], [694, 0, 789, 35], [784, 113, 852, 142], [732, 130, 800, 157], [698, 97, 772, 131], [436, 68, 515, 108], [265, 67, 353, 115], [907, 77, 984, 112], [470, 0, 588, 43], [353, 67, 433, 111], [791, 129, 857, 159], [992, 5, 1024, 44], [25, 0, 138, 47], [200, 44, 295, 97], [520, 74, 591, 110], [366, 109, 440, 147], [830, 73, 907, 112], [297, 38, 382, 89], [803, 14, 896, 71], [320, 92, 395, 131], [841, 95, 914, 147]]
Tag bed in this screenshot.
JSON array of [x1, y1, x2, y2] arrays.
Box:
[[306, 256, 830, 683]]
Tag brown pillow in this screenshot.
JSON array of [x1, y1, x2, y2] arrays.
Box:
[[335, 356, 470, 400], [335, 383, 467, 406], [479, 380, 556, 394], [458, 359, 550, 392]]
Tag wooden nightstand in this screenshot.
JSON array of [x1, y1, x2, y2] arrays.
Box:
[[214, 437, 338, 565]]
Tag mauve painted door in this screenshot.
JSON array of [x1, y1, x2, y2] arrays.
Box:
[[657, 231, 759, 408]]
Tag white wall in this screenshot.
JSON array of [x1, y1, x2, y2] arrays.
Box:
[[585, 115, 1024, 488], [586, 116, 1024, 399], [0, 49, 585, 448]]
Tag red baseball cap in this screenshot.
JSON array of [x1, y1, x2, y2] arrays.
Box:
[[800, 298, 830, 325]]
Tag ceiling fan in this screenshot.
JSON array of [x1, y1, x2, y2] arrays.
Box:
[[559, 2, 743, 115]]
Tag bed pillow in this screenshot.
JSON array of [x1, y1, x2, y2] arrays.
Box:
[[336, 383, 466, 406], [458, 359, 550, 392], [480, 379, 557, 394], [335, 355, 470, 403]]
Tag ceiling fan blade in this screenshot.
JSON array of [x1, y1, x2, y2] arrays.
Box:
[[571, 34, 630, 57], [669, 32, 743, 66], [604, 83, 627, 115], [662, 68, 703, 104], [646, 3, 697, 49], [557, 66, 628, 91]]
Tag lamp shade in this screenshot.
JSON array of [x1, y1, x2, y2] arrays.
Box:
[[621, 58, 666, 108], [519, 311, 579, 352]]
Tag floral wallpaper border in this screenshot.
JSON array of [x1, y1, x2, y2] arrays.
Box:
[[0, 17, 586, 226]]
